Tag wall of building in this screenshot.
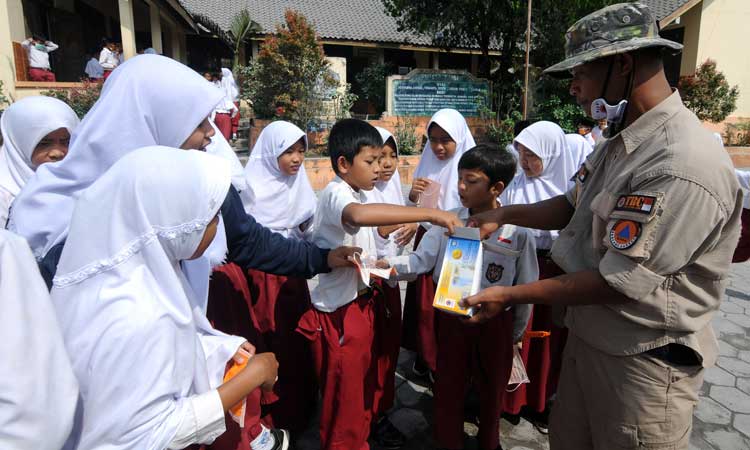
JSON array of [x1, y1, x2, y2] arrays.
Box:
[[695, 0, 750, 116]]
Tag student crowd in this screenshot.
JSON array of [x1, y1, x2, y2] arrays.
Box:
[[2, 3, 748, 450]]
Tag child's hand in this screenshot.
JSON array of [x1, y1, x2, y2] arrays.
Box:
[[328, 246, 363, 268], [375, 259, 390, 269], [429, 210, 463, 234], [394, 223, 419, 246], [243, 352, 279, 392], [466, 208, 506, 239], [408, 178, 432, 203], [233, 341, 256, 364]]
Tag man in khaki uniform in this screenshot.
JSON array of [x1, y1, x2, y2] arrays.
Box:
[[462, 3, 743, 449]]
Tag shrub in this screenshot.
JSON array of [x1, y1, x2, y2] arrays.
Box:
[[41, 79, 102, 118], [725, 120, 750, 147], [0, 80, 9, 114], [679, 60, 739, 123], [241, 10, 338, 130], [354, 62, 390, 113], [393, 116, 420, 155]]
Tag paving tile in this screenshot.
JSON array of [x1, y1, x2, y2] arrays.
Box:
[[703, 429, 750, 450], [739, 350, 750, 364], [704, 365, 736, 386], [694, 396, 732, 425], [726, 313, 750, 328], [735, 414, 750, 439], [723, 334, 750, 351], [710, 385, 750, 413], [389, 407, 430, 438], [737, 377, 750, 395], [717, 356, 750, 378], [721, 301, 746, 314], [719, 339, 740, 357], [689, 432, 716, 450], [712, 315, 746, 336]]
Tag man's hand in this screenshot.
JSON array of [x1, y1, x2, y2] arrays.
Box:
[[466, 208, 505, 239], [328, 246, 362, 269], [461, 286, 511, 324], [429, 210, 463, 235]]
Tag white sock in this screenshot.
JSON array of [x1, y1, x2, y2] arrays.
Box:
[[250, 425, 276, 450]]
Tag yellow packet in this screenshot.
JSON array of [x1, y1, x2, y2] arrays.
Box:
[[433, 227, 482, 317]]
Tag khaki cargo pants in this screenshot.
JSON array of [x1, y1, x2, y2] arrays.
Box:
[[549, 334, 704, 450]]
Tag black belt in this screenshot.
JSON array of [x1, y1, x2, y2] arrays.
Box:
[[646, 343, 700, 366]]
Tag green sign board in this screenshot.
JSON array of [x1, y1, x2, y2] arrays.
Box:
[[390, 70, 490, 117]]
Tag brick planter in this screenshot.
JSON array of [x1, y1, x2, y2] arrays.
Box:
[[727, 146, 750, 169], [304, 155, 421, 191]]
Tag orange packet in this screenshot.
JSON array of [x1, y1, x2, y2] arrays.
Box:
[[223, 348, 251, 427]]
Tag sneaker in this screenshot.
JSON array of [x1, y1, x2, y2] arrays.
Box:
[[372, 416, 405, 449], [269, 428, 290, 450], [520, 407, 549, 435], [501, 412, 521, 426]]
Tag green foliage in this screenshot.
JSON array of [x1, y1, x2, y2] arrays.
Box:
[[483, 110, 523, 148], [240, 10, 339, 130], [679, 60, 739, 123], [354, 62, 390, 112], [533, 95, 587, 133], [0, 80, 10, 114], [330, 84, 358, 121], [725, 120, 750, 147], [393, 116, 420, 155], [228, 10, 261, 72], [382, 0, 618, 117], [41, 79, 102, 118]]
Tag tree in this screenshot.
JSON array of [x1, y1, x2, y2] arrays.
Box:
[[382, 0, 618, 116], [679, 59, 739, 123], [242, 10, 338, 129], [228, 10, 261, 72]]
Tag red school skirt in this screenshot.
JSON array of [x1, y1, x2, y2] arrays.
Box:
[[214, 113, 232, 141], [245, 269, 317, 434], [401, 226, 438, 371], [503, 255, 568, 414], [205, 263, 269, 448]]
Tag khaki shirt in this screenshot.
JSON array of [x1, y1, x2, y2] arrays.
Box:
[[551, 91, 742, 367]]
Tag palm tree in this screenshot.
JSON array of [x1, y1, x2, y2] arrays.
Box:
[[229, 10, 261, 72]]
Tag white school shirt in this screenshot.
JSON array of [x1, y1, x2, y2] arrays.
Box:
[[85, 57, 103, 78], [311, 177, 377, 312], [386, 207, 539, 340], [21, 39, 58, 70], [99, 47, 118, 70]]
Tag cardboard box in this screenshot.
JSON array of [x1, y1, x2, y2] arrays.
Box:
[[433, 227, 482, 317]]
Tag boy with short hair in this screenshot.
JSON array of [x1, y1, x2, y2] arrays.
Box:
[[297, 118, 462, 450], [384, 144, 538, 450]]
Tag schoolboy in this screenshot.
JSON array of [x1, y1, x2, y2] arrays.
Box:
[[298, 118, 462, 450], [384, 144, 538, 450]]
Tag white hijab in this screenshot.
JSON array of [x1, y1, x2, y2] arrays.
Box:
[[413, 108, 476, 211], [0, 230, 78, 450], [8, 54, 223, 258], [206, 119, 248, 192], [366, 127, 405, 257], [221, 68, 239, 102], [565, 133, 595, 171], [52, 148, 243, 450], [502, 121, 577, 249], [243, 121, 316, 237], [0, 96, 78, 197]]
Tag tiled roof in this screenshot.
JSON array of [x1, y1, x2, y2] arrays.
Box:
[[179, 0, 477, 48], [641, 0, 699, 22]]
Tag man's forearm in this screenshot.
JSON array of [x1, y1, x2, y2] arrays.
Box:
[[501, 195, 574, 231], [505, 270, 630, 307]]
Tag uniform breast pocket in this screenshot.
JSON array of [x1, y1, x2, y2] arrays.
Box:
[[604, 193, 664, 260], [482, 242, 519, 286], [590, 190, 620, 251]]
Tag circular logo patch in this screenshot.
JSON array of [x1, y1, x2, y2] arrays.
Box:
[[452, 249, 463, 259], [610, 220, 641, 250]]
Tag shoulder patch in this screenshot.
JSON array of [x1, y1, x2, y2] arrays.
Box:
[[609, 219, 641, 250], [485, 263, 504, 283], [614, 195, 656, 215]]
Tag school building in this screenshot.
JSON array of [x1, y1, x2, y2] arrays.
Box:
[[645, 0, 750, 118], [0, 0, 196, 101]]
